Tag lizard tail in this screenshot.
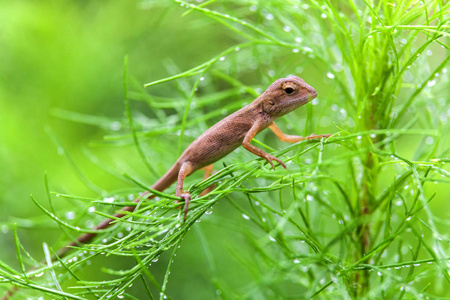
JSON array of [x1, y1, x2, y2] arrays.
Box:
[[2, 163, 182, 299]]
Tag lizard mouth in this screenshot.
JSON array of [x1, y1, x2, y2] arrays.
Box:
[[277, 94, 315, 116], [291, 91, 317, 106]]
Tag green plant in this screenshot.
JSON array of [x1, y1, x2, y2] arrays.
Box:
[[1, 0, 449, 299]]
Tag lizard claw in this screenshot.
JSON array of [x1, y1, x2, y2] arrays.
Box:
[[265, 154, 287, 170]]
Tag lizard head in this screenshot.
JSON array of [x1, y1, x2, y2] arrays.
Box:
[[259, 76, 317, 117]]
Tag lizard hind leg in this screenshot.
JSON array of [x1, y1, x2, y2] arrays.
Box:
[[176, 161, 195, 222], [199, 164, 215, 197], [176, 163, 215, 221]]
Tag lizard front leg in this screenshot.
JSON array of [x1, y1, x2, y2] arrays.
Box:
[[269, 122, 331, 143], [243, 122, 287, 170]]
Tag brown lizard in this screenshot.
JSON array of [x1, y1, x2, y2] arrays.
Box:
[[2, 76, 330, 299], [67, 75, 329, 248]]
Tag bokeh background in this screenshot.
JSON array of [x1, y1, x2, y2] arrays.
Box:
[[1, 0, 449, 299]]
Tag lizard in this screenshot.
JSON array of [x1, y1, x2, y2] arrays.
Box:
[[66, 75, 329, 248], [1, 76, 330, 299]]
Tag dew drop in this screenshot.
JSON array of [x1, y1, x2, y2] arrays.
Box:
[[242, 214, 250, 220], [295, 36, 302, 43], [326, 72, 335, 79], [110, 121, 121, 131], [269, 236, 276, 242], [1, 225, 8, 234], [103, 197, 114, 203], [321, 13, 327, 19], [283, 26, 291, 32], [200, 76, 205, 81], [426, 79, 436, 87], [292, 48, 300, 53], [306, 195, 313, 201], [65, 211, 75, 220], [265, 13, 274, 20], [88, 206, 95, 213], [57, 147, 64, 155], [293, 259, 300, 264], [268, 70, 275, 77], [219, 56, 226, 61]]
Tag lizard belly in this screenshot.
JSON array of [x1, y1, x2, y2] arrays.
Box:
[[182, 135, 243, 169], [180, 120, 251, 169]]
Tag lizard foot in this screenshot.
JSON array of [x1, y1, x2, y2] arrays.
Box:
[[264, 154, 287, 170], [180, 192, 191, 222]]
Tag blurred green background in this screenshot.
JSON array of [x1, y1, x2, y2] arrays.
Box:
[[0, 1, 300, 298], [1, 0, 449, 299]]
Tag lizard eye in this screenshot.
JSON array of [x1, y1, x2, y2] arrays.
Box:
[[284, 87, 295, 95], [269, 100, 275, 106]]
